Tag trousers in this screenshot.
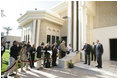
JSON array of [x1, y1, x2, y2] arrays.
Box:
[[4, 57, 16, 77], [97, 54, 102, 67], [37, 58, 43, 68], [85, 53, 90, 65]]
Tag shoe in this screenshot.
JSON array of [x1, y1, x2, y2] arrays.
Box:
[[54, 64, 57, 66], [21, 69, 25, 72], [98, 67, 102, 69], [84, 63, 87, 64], [37, 68, 40, 70], [9, 73, 16, 76], [88, 64, 90, 65], [32, 66, 35, 68], [40, 67, 44, 70], [4, 76, 8, 78], [26, 68, 31, 71], [95, 65, 98, 67]]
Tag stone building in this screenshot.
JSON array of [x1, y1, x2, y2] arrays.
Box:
[[17, 1, 117, 61], [67, 1, 117, 61], [17, 10, 64, 47]]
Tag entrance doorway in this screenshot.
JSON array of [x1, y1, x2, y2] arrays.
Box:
[[110, 39, 117, 61]]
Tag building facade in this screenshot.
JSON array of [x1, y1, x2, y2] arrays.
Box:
[[67, 1, 117, 61], [17, 11, 64, 47], [17, 1, 117, 61]]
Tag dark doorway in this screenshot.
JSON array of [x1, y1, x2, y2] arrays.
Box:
[[61, 36, 67, 42], [61, 36, 67, 46], [110, 39, 117, 61]]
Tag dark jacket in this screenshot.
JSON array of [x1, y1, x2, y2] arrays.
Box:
[[43, 46, 51, 57], [52, 47, 57, 57], [37, 46, 43, 58], [29, 47, 36, 55], [96, 43, 104, 56], [26, 44, 31, 53], [10, 45, 19, 60], [82, 44, 91, 54]]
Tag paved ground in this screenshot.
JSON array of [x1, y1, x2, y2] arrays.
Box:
[[1, 60, 117, 78]]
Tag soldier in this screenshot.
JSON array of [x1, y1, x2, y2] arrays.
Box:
[[20, 44, 30, 72]]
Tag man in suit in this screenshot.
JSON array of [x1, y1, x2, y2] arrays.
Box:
[[26, 42, 31, 62], [36, 42, 44, 70], [29, 44, 36, 68], [82, 42, 91, 65], [91, 42, 96, 61], [95, 40, 104, 68]]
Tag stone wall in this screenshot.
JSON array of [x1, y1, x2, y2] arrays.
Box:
[[93, 26, 117, 60], [40, 20, 61, 44], [96, 1, 117, 28]]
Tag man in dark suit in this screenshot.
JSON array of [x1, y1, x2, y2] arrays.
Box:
[[29, 44, 36, 68], [82, 42, 91, 65], [91, 42, 96, 61], [36, 42, 44, 70], [96, 40, 103, 68]]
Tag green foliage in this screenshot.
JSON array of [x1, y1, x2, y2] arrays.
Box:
[[68, 60, 74, 68], [3, 27, 12, 35], [56, 40, 61, 46]]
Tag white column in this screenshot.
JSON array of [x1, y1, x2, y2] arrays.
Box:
[[73, 1, 77, 50], [82, 6, 87, 46], [22, 27, 24, 41], [79, 2, 84, 49], [32, 19, 36, 45], [79, 2, 81, 50], [36, 20, 41, 48], [29, 28, 31, 43], [27, 28, 29, 42], [67, 1, 72, 47], [24, 29, 26, 41]]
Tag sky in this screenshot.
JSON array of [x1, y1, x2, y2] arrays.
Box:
[[0, 0, 62, 36]]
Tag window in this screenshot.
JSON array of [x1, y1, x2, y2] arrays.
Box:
[[52, 36, 55, 44], [26, 35, 27, 42], [47, 35, 51, 43], [24, 35, 25, 41], [56, 36, 59, 41], [28, 35, 29, 42]]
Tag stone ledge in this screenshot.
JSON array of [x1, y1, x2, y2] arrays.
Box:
[[58, 51, 82, 68]]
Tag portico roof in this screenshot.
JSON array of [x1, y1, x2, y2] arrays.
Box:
[[17, 10, 65, 26]]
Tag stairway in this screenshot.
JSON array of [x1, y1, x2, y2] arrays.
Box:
[[58, 51, 82, 68]]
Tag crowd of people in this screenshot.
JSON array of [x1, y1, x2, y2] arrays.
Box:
[[1, 40, 72, 78], [1, 39, 103, 78]]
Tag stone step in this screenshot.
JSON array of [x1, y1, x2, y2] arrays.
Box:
[[58, 51, 81, 68]]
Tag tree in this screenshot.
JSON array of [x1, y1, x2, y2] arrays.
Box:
[[3, 27, 12, 36], [1, 32, 5, 37]]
